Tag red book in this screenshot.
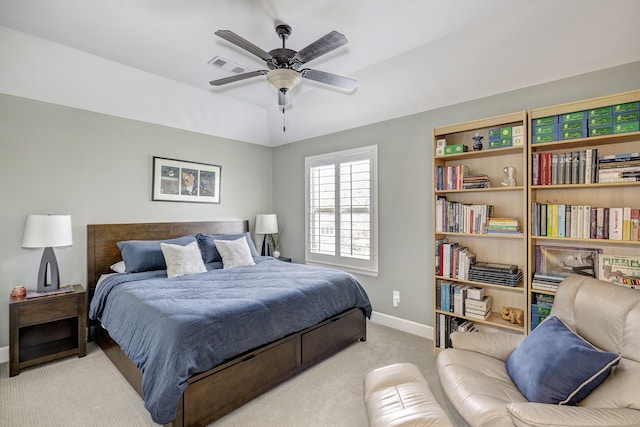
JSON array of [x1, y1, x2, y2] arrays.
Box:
[[631, 209, 640, 242], [541, 153, 549, 185], [546, 152, 553, 185]]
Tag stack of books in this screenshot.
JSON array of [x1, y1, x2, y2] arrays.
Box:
[[598, 152, 640, 183], [486, 217, 522, 234], [531, 272, 563, 292], [465, 291, 492, 320], [462, 173, 492, 189], [468, 262, 523, 287]]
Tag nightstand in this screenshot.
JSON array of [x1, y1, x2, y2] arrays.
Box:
[[9, 284, 87, 376], [277, 257, 292, 263]]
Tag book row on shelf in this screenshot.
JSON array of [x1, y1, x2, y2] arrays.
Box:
[[531, 293, 554, 330], [532, 150, 640, 185], [531, 203, 640, 241], [435, 196, 494, 234], [436, 314, 476, 349], [436, 237, 525, 288], [437, 279, 490, 318], [434, 164, 492, 190], [435, 239, 476, 280], [436, 196, 522, 235]]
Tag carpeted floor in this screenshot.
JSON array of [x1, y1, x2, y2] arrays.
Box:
[[0, 321, 468, 426]]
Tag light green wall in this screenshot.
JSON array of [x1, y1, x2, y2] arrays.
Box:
[[0, 94, 273, 348], [273, 61, 640, 327]]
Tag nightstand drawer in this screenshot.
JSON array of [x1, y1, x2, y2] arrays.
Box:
[[19, 297, 78, 325]]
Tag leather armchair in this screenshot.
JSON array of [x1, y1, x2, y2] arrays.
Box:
[[436, 275, 640, 427]]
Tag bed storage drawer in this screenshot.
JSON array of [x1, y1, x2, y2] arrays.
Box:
[[301, 308, 364, 365], [184, 335, 299, 426]]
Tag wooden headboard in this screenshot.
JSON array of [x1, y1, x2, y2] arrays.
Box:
[[86, 220, 249, 293]]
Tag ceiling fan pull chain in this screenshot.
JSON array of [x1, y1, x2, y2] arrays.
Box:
[[282, 107, 286, 132]]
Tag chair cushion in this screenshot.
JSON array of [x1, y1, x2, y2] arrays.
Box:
[[364, 363, 453, 427], [506, 316, 621, 405], [437, 348, 526, 427]]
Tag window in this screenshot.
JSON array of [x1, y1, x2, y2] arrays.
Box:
[[305, 145, 378, 275]]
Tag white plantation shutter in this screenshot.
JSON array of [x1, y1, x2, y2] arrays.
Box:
[[305, 146, 378, 275]]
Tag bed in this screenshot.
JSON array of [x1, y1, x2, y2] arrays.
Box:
[[86, 220, 371, 427]]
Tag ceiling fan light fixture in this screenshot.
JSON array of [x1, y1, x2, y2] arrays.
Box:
[[266, 68, 302, 92]]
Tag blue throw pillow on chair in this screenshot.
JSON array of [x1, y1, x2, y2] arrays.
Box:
[[506, 315, 620, 405]]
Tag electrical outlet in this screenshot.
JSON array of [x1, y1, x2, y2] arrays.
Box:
[[393, 290, 400, 307]]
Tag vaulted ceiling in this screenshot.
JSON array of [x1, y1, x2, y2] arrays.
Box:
[[1, 0, 640, 146]]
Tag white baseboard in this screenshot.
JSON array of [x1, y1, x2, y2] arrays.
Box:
[[0, 313, 433, 364], [370, 311, 433, 339]]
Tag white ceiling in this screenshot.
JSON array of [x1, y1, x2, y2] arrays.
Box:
[[1, 0, 640, 146]]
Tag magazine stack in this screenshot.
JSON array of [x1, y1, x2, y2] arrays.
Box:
[[468, 262, 522, 287], [531, 272, 563, 292]]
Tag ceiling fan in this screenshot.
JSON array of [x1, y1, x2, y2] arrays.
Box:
[[209, 24, 357, 107]]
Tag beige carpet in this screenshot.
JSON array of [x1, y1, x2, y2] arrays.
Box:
[[0, 321, 468, 426]]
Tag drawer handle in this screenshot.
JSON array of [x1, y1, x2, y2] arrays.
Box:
[[241, 354, 256, 362]]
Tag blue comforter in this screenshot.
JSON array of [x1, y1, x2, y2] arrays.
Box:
[[89, 258, 371, 424]]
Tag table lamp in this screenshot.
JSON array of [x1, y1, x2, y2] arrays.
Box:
[[22, 214, 73, 293], [255, 214, 278, 256]]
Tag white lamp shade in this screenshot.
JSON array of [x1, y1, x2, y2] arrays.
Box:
[[22, 214, 73, 248], [255, 214, 278, 234], [266, 69, 302, 91]]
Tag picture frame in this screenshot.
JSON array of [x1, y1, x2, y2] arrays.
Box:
[[535, 245, 601, 278], [152, 156, 221, 203]]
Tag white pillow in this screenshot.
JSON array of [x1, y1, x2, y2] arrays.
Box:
[[214, 237, 256, 269], [160, 241, 207, 278], [110, 260, 126, 273]]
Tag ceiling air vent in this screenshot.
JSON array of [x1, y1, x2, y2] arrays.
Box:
[[207, 56, 248, 74]]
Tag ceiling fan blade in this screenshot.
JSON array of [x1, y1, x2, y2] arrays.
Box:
[[301, 69, 357, 91], [209, 70, 267, 86], [278, 90, 292, 106], [293, 31, 348, 64], [215, 30, 273, 62]]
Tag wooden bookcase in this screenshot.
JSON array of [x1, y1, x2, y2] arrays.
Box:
[[432, 111, 529, 353], [527, 89, 640, 332]]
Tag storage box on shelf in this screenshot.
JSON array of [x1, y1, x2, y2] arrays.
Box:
[[527, 89, 640, 332], [432, 111, 529, 353]]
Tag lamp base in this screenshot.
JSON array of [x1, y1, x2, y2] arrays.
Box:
[[37, 247, 60, 293], [261, 235, 274, 257]]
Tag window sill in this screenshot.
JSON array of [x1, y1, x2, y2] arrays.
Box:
[[304, 260, 378, 277]]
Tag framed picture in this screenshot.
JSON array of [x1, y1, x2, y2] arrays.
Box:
[[535, 245, 601, 278], [152, 156, 221, 203]]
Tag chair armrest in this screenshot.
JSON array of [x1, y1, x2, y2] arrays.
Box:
[[450, 331, 524, 361], [508, 402, 640, 427]]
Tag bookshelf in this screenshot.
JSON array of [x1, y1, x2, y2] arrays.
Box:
[[432, 111, 529, 353], [528, 89, 640, 332]]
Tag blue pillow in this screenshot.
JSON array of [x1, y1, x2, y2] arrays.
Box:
[[506, 316, 620, 405], [117, 235, 197, 273], [195, 232, 259, 263]]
